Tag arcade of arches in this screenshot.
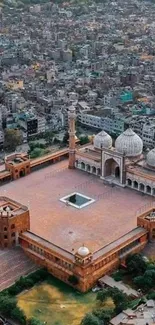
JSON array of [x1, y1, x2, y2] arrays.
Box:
[[126, 178, 155, 196], [75, 160, 101, 176]]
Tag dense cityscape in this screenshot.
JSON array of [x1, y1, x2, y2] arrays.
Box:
[[0, 0, 155, 325], [1, 0, 155, 151]]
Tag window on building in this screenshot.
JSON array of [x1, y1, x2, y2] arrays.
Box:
[[4, 235, 7, 239], [11, 224, 15, 229], [4, 227, 7, 231], [11, 232, 15, 237]]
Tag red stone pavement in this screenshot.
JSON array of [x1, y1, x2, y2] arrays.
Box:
[[0, 247, 37, 291], [0, 160, 153, 253]]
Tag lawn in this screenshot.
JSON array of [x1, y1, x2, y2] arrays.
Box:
[[17, 277, 97, 325]]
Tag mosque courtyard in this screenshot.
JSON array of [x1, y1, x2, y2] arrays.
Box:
[[0, 159, 153, 254]]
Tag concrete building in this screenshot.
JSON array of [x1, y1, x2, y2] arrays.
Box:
[[37, 116, 46, 134], [18, 112, 38, 138], [110, 300, 155, 325]]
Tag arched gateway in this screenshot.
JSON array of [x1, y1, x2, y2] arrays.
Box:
[[104, 158, 120, 180]]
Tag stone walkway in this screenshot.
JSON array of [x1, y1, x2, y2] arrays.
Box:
[[0, 247, 37, 291]]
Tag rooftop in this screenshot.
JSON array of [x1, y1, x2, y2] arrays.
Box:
[[0, 196, 28, 217], [1, 160, 153, 253], [110, 301, 155, 325], [99, 275, 138, 297]]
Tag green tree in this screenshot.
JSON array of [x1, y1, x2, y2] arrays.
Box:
[[4, 129, 22, 151], [147, 290, 155, 300], [126, 254, 147, 276], [93, 308, 114, 324], [96, 288, 109, 302], [30, 147, 43, 158], [144, 269, 155, 279], [81, 313, 100, 325], [109, 288, 129, 313], [11, 307, 26, 325], [134, 269, 155, 290], [44, 131, 54, 144], [97, 287, 129, 314], [28, 317, 43, 325], [133, 275, 144, 288], [147, 263, 155, 270], [0, 294, 16, 316], [79, 136, 89, 145]]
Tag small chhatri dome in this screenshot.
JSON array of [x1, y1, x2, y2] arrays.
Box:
[[147, 148, 155, 167], [115, 128, 143, 157], [77, 246, 90, 257], [94, 131, 112, 150]]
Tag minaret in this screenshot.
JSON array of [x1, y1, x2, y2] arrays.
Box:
[[68, 106, 76, 169]]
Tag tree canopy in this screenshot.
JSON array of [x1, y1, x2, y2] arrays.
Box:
[[4, 129, 22, 151], [97, 287, 129, 313], [28, 317, 43, 325], [81, 313, 100, 325], [125, 254, 147, 276]]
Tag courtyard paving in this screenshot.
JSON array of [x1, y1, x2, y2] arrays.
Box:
[[0, 247, 37, 291], [0, 160, 154, 253]]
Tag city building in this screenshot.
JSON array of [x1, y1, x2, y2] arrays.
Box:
[[110, 300, 155, 325], [37, 116, 46, 134], [18, 112, 38, 139]]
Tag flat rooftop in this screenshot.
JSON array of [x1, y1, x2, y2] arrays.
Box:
[[1, 160, 153, 254]]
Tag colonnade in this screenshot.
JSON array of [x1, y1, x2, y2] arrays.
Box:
[[126, 178, 155, 196], [75, 160, 101, 176]]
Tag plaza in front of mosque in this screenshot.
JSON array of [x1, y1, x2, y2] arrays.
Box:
[[0, 106, 155, 292]]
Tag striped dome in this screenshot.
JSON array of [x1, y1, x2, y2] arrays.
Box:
[[115, 128, 143, 157], [94, 131, 112, 150], [147, 148, 155, 167]]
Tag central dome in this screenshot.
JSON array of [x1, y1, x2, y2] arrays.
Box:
[[115, 128, 143, 157], [147, 148, 155, 167], [94, 131, 112, 150]]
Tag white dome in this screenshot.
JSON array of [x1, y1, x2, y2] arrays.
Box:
[[94, 131, 112, 150], [77, 246, 90, 257], [6, 206, 10, 212], [115, 128, 143, 157], [147, 148, 155, 167]]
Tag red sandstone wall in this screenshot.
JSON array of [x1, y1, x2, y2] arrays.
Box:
[[0, 211, 30, 248], [20, 234, 148, 293]]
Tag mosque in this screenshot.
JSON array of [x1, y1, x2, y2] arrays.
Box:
[[75, 114, 155, 196], [0, 106, 155, 292]]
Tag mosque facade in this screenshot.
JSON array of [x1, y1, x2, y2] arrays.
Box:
[[75, 114, 155, 197]]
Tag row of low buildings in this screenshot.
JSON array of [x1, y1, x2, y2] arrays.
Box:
[[1, 0, 155, 148], [78, 109, 155, 149]]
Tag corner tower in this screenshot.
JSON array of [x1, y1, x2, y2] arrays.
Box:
[[68, 105, 76, 169]]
